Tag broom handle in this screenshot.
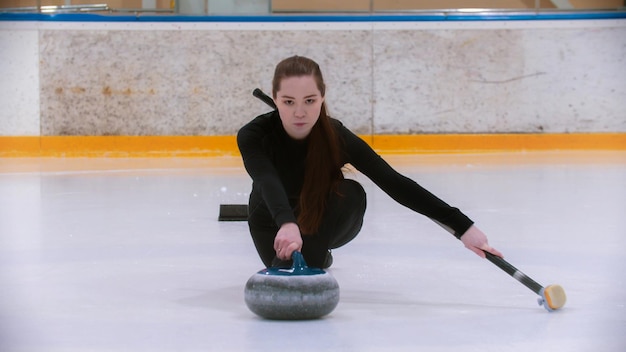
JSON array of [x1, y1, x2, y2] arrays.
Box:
[[483, 250, 544, 295], [253, 88, 277, 110]]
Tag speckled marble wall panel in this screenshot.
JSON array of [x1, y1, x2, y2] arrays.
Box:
[[519, 27, 626, 133], [0, 30, 40, 136], [373, 26, 626, 133], [39, 29, 372, 136]]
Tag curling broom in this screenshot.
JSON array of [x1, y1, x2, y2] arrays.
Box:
[[483, 250, 566, 311]]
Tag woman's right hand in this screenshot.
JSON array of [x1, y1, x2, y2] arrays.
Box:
[[274, 222, 303, 260]]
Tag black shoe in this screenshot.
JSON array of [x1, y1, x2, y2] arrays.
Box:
[[322, 250, 333, 269]]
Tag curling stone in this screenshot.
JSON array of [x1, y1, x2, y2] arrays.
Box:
[[244, 251, 339, 320]]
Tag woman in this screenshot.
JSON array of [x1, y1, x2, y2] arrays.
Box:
[[237, 55, 502, 269]]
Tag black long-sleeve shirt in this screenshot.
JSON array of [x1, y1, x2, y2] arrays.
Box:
[[237, 111, 474, 239]]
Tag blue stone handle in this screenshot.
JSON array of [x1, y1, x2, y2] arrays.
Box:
[[291, 251, 308, 271], [259, 251, 325, 276]]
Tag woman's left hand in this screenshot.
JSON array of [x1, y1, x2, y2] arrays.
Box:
[[460, 225, 503, 259]]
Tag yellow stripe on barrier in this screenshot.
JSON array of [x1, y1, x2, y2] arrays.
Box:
[[0, 136, 238, 157], [370, 133, 626, 153], [0, 137, 41, 156], [0, 134, 624, 157]]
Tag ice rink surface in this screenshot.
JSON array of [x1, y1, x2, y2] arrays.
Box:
[[1, 152, 625, 352]]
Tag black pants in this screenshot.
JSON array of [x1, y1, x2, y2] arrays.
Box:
[[248, 179, 367, 268]]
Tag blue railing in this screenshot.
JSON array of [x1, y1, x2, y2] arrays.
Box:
[[1, 10, 626, 22]]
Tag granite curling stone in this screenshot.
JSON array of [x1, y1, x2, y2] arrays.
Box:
[[244, 251, 340, 320]]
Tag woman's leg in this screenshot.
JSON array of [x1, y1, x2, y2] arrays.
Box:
[[324, 179, 367, 249], [301, 179, 367, 268], [247, 197, 280, 268], [247, 179, 366, 268], [249, 224, 279, 268]]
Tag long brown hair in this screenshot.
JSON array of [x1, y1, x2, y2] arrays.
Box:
[[272, 56, 344, 235]]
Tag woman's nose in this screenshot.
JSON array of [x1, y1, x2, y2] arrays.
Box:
[[294, 104, 306, 117]]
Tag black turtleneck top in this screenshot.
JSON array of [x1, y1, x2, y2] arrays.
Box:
[[237, 111, 473, 239]]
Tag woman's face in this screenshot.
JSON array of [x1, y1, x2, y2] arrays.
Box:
[[274, 75, 324, 140]]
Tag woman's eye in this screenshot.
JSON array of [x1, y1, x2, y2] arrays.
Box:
[[283, 100, 294, 105], [305, 99, 316, 104]]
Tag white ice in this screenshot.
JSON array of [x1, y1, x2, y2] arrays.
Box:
[[1, 152, 625, 352]]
